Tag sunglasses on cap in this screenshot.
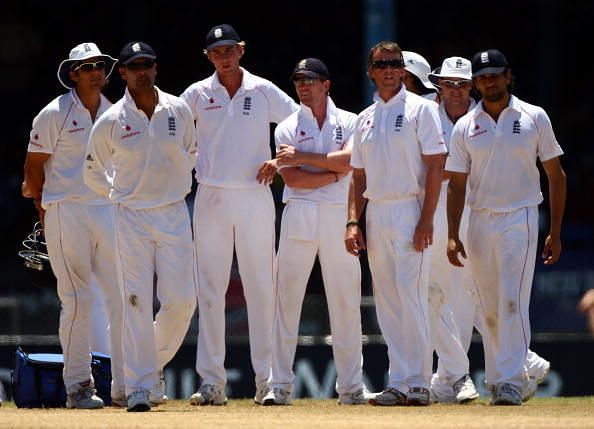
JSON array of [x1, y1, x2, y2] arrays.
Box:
[[371, 59, 404, 70], [440, 79, 472, 89], [125, 59, 156, 71], [292, 77, 319, 86], [72, 60, 106, 72]]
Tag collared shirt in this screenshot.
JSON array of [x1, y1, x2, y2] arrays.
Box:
[[446, 95, 564, 212], [180, 67, 298, 189], [275, 97, 356, 204], [27, 90, 112, 208], [84, 86, 196, 209], [350, 86, 446, 202], [438, 98, 476, 150]]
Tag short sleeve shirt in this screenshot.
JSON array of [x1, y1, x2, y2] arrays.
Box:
[[446, 95, 564, 212]]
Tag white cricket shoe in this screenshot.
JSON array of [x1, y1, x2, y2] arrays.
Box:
[[491, 383, 522, 406], [127, 389, 151, 412], [523, 360, 550, 401], [453, 374, 479, 403], [254, 383, 270, 405], [369, 387, 408, 406], [150, 371, 168, 405], [66, 386, 104, 409], [262, 388, 292, 406], [337, 387, 373, 405], [189, 384, 227, 406]]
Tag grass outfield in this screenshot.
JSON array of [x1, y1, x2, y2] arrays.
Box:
[[1, 397, 593, 429]]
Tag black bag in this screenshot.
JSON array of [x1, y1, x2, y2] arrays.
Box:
[[11, 347, 67, 408]]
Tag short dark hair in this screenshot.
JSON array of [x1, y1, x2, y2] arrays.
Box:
[[367, 41, 402, 69]]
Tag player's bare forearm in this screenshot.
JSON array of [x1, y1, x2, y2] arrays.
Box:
[[279, 166, 346, 189], [24, 152, 50, 200], [541, 157, 566, 264], [348, 168, 367, 221], [446, 172, 467, 241], [277, 144, 352, 173]]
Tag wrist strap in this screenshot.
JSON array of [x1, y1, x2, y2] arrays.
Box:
[[346, 219, 359, 228]]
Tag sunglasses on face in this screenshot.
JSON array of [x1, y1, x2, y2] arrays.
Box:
[[441, 79, 472, 89], [125, 59, 156, 71], [73, 60, 106, 72], [293, 77, 319, 86], [371, 59, 404, 70]]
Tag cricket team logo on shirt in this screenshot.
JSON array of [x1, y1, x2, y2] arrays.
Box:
[[512, 120, 521, 134], [243, 97, 251, 116], [334, 126, 343, 145], [168, 116, 176, 135], [394, 114, 404, 132]]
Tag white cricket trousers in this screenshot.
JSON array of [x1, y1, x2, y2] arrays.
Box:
[[270, 202, 363, 394], [429, 183, 470, 383], [366, 198, 432, 392], [467, 206, 538, 390], [194, 185, 276, 389], [44, 201, 124, 396], [115, 201, 196, 395]]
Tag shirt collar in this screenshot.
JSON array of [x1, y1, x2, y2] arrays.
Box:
[[473, 94, 518, 119], [372, 84, 406, 107], [299, 96, 338, 124], [69, 89, 110, 116], [123, 85, 168, 112], [210, 67, 256, 93]]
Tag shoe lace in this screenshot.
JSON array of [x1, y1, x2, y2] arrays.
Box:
[[453, 375, 472, 392]]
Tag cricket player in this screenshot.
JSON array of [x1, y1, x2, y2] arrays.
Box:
[[260, 58, 366, 406], [181, 24, 298, 405], [446, 49, 566, 405], [23, 42, 122, 409], [346, 41, 446, 406], [84, 41, 197, 412]]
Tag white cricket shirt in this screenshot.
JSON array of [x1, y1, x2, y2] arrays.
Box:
[[350, 86, 446, 201], [27, 90, 112, 208], [84, 87, 196, 209], [446, 95, 564, 212], [180, 67, 298, 189], [275, 97, 356, 204], [438, 98, 476, 150]]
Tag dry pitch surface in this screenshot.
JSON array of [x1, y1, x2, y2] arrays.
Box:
[[1, 397, 593, 429]]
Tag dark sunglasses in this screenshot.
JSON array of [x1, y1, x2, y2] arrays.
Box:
[[371, 59, 404, 70], [292, 77, 319, 86], [441, 79, 472, 89], [126, 59, 156, 71], [73, 60, 106, 72]]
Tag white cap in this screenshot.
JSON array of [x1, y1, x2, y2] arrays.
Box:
[[428, 56, 472, 88], [402, 51, 434, 90], [57, 42, 117, 89]]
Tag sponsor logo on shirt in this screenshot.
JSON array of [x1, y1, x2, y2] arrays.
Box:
[[205, 97, 222, 111], [297, 130, 314, 144], [469, 129, 488, 138], [68, 127, 85, 133], [29, 133, 43, 147], [122, 125, 141, 140]]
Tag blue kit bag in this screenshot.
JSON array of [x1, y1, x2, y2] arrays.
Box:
[[11, 347, 67, 408], [11, 347, 113, 407]]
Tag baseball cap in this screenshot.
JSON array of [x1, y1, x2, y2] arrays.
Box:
[[471, 49, 508, 77], [403, 51, 434, 90], [428, 56, 472, 87], [290, 58, 329, 81], [205, 24, 242, 50], [57, 42, 117, 89], [118, 41, 157, 65]]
